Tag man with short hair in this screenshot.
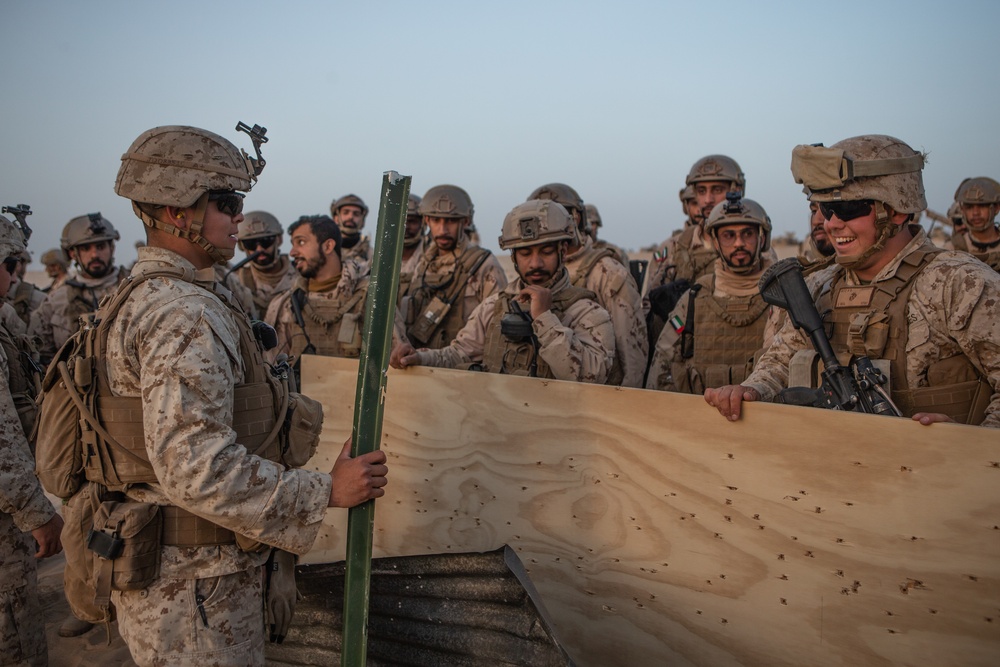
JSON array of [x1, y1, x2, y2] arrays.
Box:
[[949, 177, 1000, 271], [399, 184, 507, 350], [265, 215, 370, 368], [233, 210, 298, 316], [391, 199, 615, 383], [706, 135, 1000, 428], [528, 183, 646, 388], [331, 194, 371, 266], [647, 195, 777, 393], [29, 214, 124, 364]]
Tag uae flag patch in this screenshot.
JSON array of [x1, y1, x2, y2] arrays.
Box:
[[669, 314, 685, 333]]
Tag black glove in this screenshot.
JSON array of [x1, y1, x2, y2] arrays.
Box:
[[647, 279, 691, 320]]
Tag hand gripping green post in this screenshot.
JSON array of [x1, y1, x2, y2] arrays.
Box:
[[341, 171, 410, 666]]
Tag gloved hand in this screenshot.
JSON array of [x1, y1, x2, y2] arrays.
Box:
[[266, 549, 298, 643], [648, 279, 691, 320]]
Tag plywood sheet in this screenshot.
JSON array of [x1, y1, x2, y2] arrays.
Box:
[[299, 355, 1000, 667]]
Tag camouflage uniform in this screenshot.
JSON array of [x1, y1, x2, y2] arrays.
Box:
[[215, 264, 259, 319], [410, 268, 615, 383], [29, 267, 123, 361], [948, 231, 1000, 272], [744, 228, 1000, 428], [565, 236, 647, 387], [0, 325, 57, 667], [235, 254, 298, 317], [106, 247, 333, 665], [401, 236, 507, 349], [5, 279, 45, 328], [341, 235, 372, 267], [265, 258, 370, 362], [0, 304, 25, 337]]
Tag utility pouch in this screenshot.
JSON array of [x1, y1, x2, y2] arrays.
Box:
[[283, 392, 324, 468], [409, 295, 451, 345], [35, 358, 87, 499], [89, 501, 162, 620]]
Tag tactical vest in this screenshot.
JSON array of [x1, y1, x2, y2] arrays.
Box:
[[481, 285, 597, 378], [290, 283, 367, 359], [237, 256, 293, 315], [0, 324, 40, 439], [671, 225, 718, 283], [9, 280, 41, 325], [63, 269, 127, 326], [951, 232, 1000, 272], [568, 245, 626, 386], [405, 246, 493, 349], [819, 246, 990, 424], [672, 274, 769, 394]]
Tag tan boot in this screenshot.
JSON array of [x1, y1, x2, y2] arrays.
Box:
[[58, 615, 95, 637]]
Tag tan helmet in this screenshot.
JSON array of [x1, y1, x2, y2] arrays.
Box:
[[0, 214, 27, 260], [499, 200, 576, 250], [954, 177, 1000, 206], [704, 194, 771, 274], [584, 203, 602, 229], [418, 185, 474, 222], [61, 213, 120, 250], [406, 193, 422, 217], [527, 183, 586, 233], [790, 135, 926, 214], [238, 211, 282, 240], [331, 194, 369, 218], [686, 155, 745, 191], [41, 247, 69, 268], [947, 201, 964, 225], [115, 124, 265, 263]]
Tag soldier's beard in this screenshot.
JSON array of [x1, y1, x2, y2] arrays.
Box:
[[253, 248, 278, 267], [81, 259, 112, 279], [296, 253, 326, 279]]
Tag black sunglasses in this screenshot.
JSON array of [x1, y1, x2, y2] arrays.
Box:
[[208, 190, 245, 217], [243, 236, 277, 251], [818, 200, 873, 222], [2, 258, 18, 275]]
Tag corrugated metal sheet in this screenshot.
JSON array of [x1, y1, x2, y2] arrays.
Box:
[[267, 546, 572, 666]]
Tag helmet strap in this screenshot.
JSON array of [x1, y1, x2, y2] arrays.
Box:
[[134, 193, 231, 264]]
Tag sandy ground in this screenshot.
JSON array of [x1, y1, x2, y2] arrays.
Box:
[[36, 553, 137, 667]]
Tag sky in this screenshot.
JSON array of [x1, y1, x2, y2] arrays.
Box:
[[2, 0, 999, 269]]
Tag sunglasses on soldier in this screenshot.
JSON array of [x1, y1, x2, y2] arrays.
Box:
[[242, 236, 277, 251], [208, 190, 245, 217], [818, 199, 873, 222], [2, 258, 18, 275]]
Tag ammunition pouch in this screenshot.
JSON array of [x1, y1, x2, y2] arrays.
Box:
[[89, 501, 162, 616], [282, 392, 324, 468]]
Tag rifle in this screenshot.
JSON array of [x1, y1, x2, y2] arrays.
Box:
[[757, 257, 901, 416]]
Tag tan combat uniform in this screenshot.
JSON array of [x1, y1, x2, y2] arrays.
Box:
[[265, 258, 370, 362], [745, 228, 1000, 427], [399, 236, 428, 300], [592, 239, 631, 269], [341, 235, 372, 267], [647, 259, 777, 393], [235, 254, 299, 317], [411, 269, 615, 384], [565, 236, 647, 388], [29, 267, 124, 362], [0, 303, 26, 337], [0, 324, 57, 667], [645, 224, 719, 304], [104, 247, 332, 665], [948, 231, 1000, 272], [215, 264, 259, 320], [5, 279, 45, 328], [401, 237, 507, 349]]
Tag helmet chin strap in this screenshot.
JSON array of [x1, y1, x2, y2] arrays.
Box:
[[134, 193, 232, 264]]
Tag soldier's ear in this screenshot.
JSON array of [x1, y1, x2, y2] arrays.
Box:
[[321, 238, 337, 257], [163, 206, 188, 231]]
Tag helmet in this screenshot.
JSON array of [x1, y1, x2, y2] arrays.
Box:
[[790, 135, 926, 214], [584, 203, 602, 229], [116, 124, 264, 264], [331, 194, 369, 218], [499, 200, 576, 251], [704, 195, 772, 251], [947, 201, 964, 225], [679, 185, 696, 202], [61, 213, 120, 250], [0, 214, 27, 260], [115, 125, 256, 207], [41, 248, 69, 268], [406, 193, 422, 217], [686, 155, 745, 190], [527, 183, 586, 233], [954, 177, 1000, 206], [418, 185, 474, 221], [238, 211, 282, 240]]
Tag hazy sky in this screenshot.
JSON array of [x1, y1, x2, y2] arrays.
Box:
[[3, 0, 998, 267]]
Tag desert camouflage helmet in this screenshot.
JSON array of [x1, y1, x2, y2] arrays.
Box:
[[331, 194, 369, 218], [238, 211, 282, 240], [790, 135, 926, 214], [686, 155, 745, 190], [527, 183, 587, 233], [61, 213, 120, 250], [499, 200, 576, 251], [0, 214, 27, 260], [954, 177, 1000, 206], [115, 123, 266, 264], [704, 195, 772, 250], [406, 193, 423, 217], [418, 185, 474, 222], [41, 247, 69, 268], [947, 201, 964, 224], [584, 203, 602, 229]]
